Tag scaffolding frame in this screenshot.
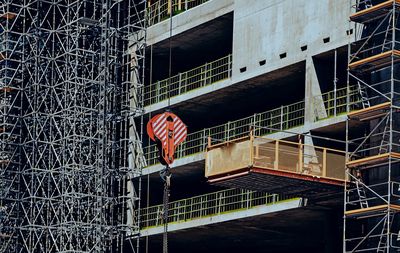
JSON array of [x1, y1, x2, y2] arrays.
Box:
[[0, 0, 146, 252], [345, 0, 400, 252]]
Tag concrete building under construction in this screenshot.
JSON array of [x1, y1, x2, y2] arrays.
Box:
[[1, 0, 400, 252], [141, 0, 400, 252]]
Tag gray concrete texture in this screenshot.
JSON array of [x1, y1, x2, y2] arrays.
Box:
[[232, 0, 352, 81]]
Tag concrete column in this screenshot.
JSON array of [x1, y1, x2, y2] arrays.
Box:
[[305, 56, 327, 123], [303, 134, 321, 175]]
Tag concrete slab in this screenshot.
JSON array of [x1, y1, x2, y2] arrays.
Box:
[[144, 78, 232, 114], [140, 204, 342, 253]]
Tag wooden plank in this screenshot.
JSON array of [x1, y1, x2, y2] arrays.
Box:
[[349, 50, 400, 70], [0, 87, 13, 93], [346, 153, 389, 167], [350, 0, 397, 22], [345, 204, 400, 216], [348, 101, 391, 121], [346, 152, 400, 168], [0, 12, 17, 20]]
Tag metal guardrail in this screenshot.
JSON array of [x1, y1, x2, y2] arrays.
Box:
[[148, 0, 209, 26], [317, 85, 361, 119], [140, 188, 296, 228], [144, 54, 232, 106], [143, 86, 362, 167]]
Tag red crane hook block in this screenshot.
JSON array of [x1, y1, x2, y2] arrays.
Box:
[[147, 112, 187, 165]]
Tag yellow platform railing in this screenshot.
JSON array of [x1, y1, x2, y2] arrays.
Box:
[[144, 54, 232, 106], [206, 135, 346, 181], [140, 188, 297, 229], [316, 85, 361, 120], [148, 0, 210, 26]]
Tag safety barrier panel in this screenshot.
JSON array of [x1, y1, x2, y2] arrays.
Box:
[[252, 137, 346, 180]]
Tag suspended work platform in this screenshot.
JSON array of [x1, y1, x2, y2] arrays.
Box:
[[205, 136, 346, 198], [350, 0, 400, 24]]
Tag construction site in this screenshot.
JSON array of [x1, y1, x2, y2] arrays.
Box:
[[1, 0, 400, 252]]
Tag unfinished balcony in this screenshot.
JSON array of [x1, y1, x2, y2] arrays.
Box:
[[139, 187, 342, 252], [144, 54, 232, 111], [205, 136, 346, 199], [140, 188, 303, 236]]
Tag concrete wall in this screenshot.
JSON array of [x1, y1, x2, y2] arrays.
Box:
[[232, 0, 352, 83]]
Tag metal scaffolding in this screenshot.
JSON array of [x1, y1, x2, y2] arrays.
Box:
[[345, 0, 400, 252], [0, 0, 146, 252]]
